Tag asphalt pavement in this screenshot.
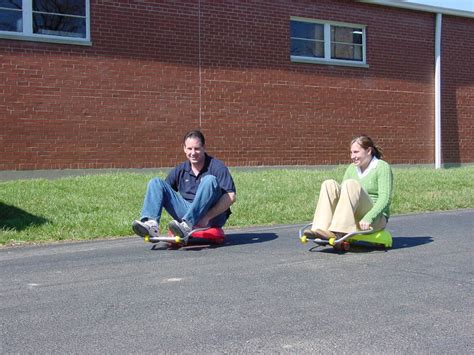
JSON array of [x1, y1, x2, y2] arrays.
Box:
[[1, 209, 473, 354]]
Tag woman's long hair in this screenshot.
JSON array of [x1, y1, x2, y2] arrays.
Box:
[[351, 135, 383, 159]]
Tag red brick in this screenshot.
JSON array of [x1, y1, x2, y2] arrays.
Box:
[[0, 0, 473, 170]]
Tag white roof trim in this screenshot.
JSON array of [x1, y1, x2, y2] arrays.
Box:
[[358, 0, 474, 18]]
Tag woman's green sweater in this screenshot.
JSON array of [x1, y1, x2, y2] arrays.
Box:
[[342, 159, 393, 224]]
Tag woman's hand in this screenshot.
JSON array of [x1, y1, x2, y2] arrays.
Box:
[[359, 220, 371, 230]]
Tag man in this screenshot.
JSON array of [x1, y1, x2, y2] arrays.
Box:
[[132, 130, 236, 240]]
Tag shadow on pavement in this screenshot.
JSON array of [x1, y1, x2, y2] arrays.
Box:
[[391, 236, 433, 249], [224, 232, 278, 246], [150, 232, 278, 251], [0, 202, 49, 232], [307, 235, 434, 254]]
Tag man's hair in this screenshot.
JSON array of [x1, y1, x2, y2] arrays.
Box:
[[183, 130, 205, 146]]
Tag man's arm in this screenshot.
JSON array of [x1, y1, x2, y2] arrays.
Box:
[[197, 192, 236, 227]]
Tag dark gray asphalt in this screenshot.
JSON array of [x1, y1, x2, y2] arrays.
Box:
[[1, 209, 473, 354]]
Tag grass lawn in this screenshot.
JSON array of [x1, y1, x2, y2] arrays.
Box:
[[1, 166, 473, 246]]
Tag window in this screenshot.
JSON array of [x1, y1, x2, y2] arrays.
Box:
[[0, 0, 90, 45], [290, 17, 367, 67], [0, 0, 22, 32]]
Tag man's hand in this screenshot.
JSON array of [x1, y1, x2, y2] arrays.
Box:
[[196, 216, 211, 228], [198, 192, 236, 227]]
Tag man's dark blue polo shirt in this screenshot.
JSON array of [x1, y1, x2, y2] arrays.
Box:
[[165, 154, 236, 204]]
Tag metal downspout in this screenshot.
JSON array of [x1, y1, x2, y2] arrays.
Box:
[[435, 13, 442, 168], [198, 0, 202, 127]]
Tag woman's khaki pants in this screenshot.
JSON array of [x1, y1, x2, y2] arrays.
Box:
[[311, 179, 386, 234]]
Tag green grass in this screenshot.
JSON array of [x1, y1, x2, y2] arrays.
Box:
[[1, 166, 473, 246]]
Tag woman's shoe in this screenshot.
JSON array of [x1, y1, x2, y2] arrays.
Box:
[[314, 228, 336, 240], [333, 232, 346, 240], [303, 229, 318, 239]]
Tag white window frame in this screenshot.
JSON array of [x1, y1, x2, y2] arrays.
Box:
[[0, 0, 91, 45], [290, 17, 368, 68]]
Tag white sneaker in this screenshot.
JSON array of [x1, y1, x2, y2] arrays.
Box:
[[168, 220, 192, 239], [132, 219, 159, 238]]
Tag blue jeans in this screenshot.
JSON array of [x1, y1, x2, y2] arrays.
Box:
[[140, 175, 228, 228]]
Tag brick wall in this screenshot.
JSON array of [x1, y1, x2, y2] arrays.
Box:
[[441, 15, 474, 164], [0, 0, 472, 170]]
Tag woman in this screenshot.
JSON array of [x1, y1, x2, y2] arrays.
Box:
[[304, 135, 393, 240]]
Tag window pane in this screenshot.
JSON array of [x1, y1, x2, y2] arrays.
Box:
[[331, 43, 363, 61], [291, 38, 324, 58], [0, 9, 22, 32], [331, 26, 363, 45], [33, 0, 85, 16], [352, 32, 362, 45], [291, 21, 323, 41], [33, 13, 86, 38], [0, 0, 22, 9]]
